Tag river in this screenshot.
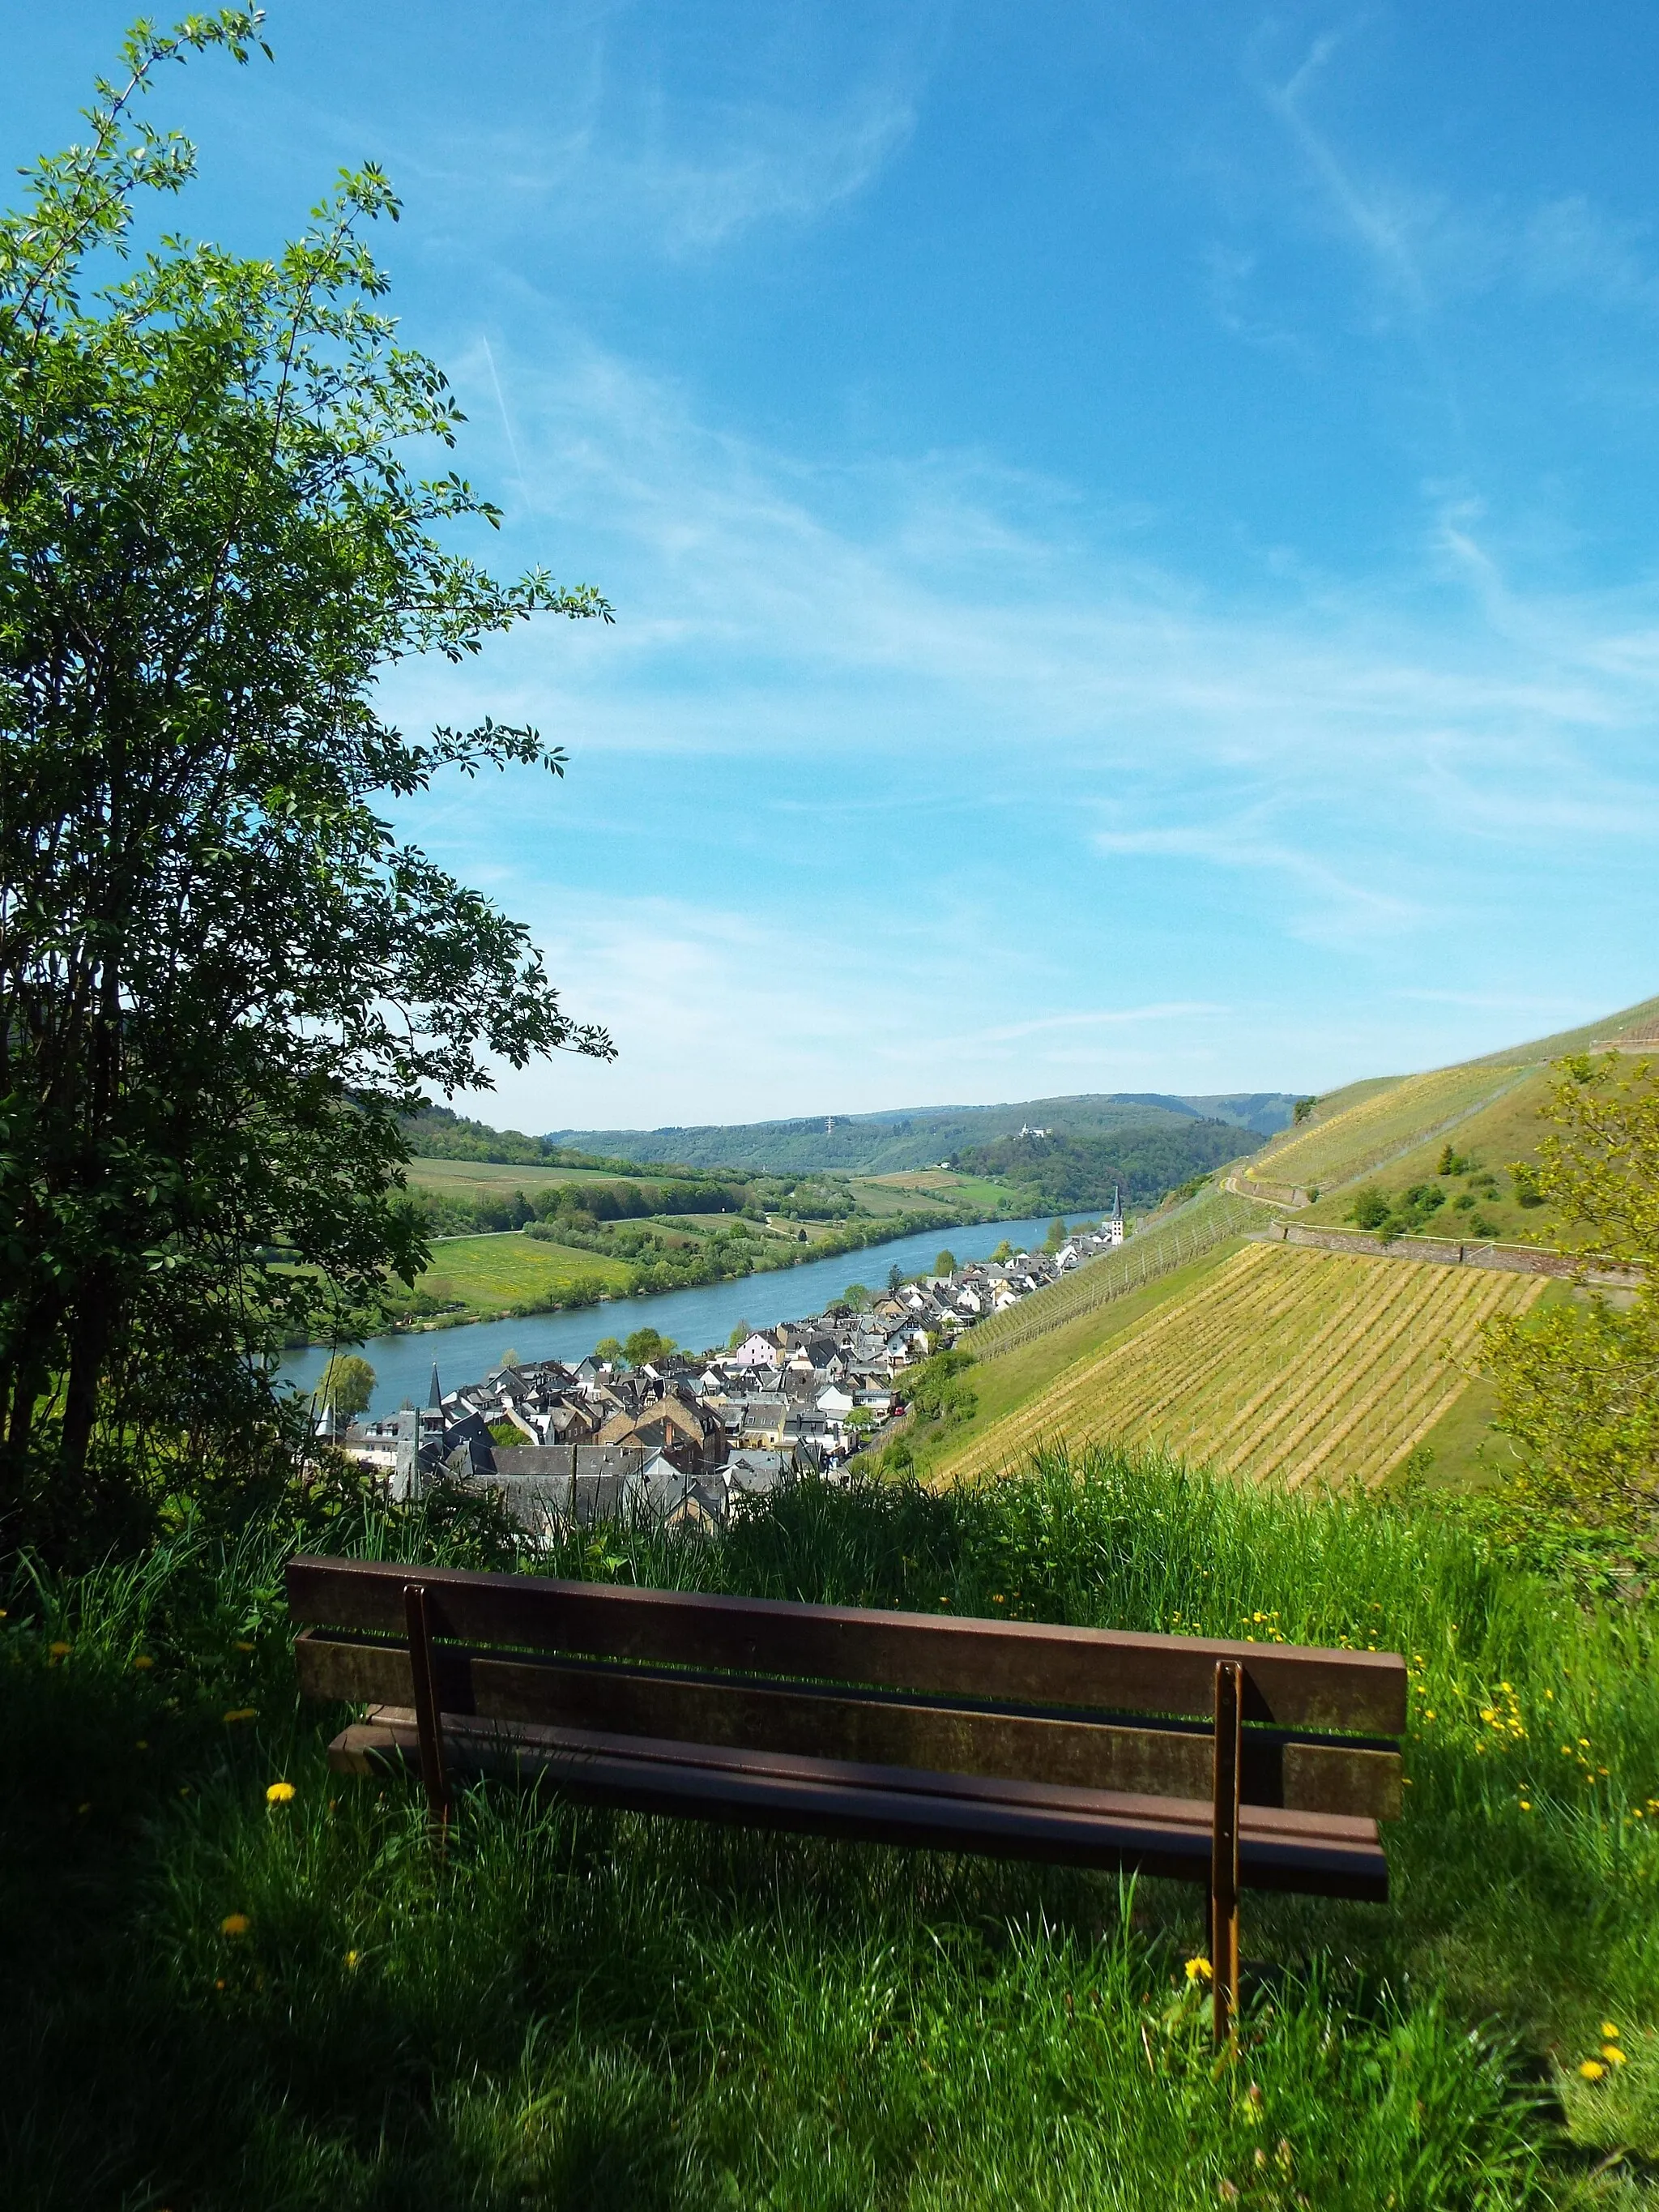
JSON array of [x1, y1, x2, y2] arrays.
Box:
[[279, 1215, 1068, 1419]]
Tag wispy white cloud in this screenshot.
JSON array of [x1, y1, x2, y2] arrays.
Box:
[[378, 330, 1659, 1121]]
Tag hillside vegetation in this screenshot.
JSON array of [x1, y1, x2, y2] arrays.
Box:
[[553, 1089, 1294, 1176], [925, 994, 1659, 1502], [951, 1117, 1254, 1210], [939, 1244, 1543, 1491], [7, 1457, 1658, 2208]]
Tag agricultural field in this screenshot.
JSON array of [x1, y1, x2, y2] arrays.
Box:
[[1297, 1063, 1580, 1248], [938, 1241, 1543, 1492], [970, 1187, 1260, 1359], [1239, 1061, 1528, 1198], [414, 1233, 633, 1316], [403, 1156, 679, 1203], [850, 1168, 1009, 1216]]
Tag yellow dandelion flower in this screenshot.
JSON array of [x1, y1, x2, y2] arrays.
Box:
[[1480, 1708, 1497, 1723], [133, 1654, 154, 1670], [345, 1949, 360, 1970], [235, 1639, 254, 1652], [1499, 1681, 1512, 1693], [1579, 2059, 1606, 2082], [49, 1640, 71, 1658], [222, 1707, 256, 1724], [220, 1912, 250, 1937], [1424, 1710, 1436, 1721], [1184, 1955, 1213, 1983], [1602, 2022, 1620, 2039], [265, 1781, 296, 1805], [1520, 1799, 1531, 1811], [1603, 2046, 1626, 2066]]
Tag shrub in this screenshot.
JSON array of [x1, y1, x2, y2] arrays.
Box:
[[1350, 1185, 1392, 1231]]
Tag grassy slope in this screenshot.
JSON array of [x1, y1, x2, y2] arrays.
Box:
[[417, 1233, 634, 1314], [4, 1460, 1655, 2209], [1299, 1065, 1581, 1247], [943, 1243, 1543, 1492], [404, 1157, 681, 1201], [915, 1239, 1249, 1483]]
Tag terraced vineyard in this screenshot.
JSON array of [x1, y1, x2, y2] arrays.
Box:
[[969, 1187, 1260, 1356], [940, 1241, 1543, 1491], [1239, 1061, 1529, 1197]]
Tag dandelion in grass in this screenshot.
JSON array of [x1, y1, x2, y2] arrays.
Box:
[[222, 1707, 256, 1723], [344, 1949, 360, 1970], [49, 1640, 70, 1659], [133, 1654, 154, 1670], [265, 1781, 296, 1804], [1184, 1955, 1212, 1983], [220, 1912, 250, 1937], [1603, 2022, 1620, 2039], [1579, 2058, 1606, 2081], [235, 1639, 254, 1652], [1603, 2045, 1626, 2065]]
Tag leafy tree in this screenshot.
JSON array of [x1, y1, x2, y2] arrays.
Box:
[[990, 1241, 1013, 1263], [1350, 1185, 1392, 1232], [593, 1338, 622, 1366], [622, 1328, 674, 1369], [933, 1250, 957, 1277], [1043, 1217, 1068, 1253], [1293, 1096, 1316, 1124], [317, 1353, 373, 1419], [0, 19, 613, 1529], [843, 1283, 871, 1312], [1482, 1054, 1659, 1531], [887, 1264, 904, 1293]]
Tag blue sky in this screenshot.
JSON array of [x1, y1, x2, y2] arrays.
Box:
[[6, 3, 1659, 1129]]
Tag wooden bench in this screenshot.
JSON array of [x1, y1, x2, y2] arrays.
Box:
[[288, 1555, 1406, 2040]]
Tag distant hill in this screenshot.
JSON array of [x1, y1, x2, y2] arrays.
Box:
[[549, 1091, 1297, 1176], [952, 1121, 1258, 1210]]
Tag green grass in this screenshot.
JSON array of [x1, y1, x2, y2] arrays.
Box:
[[404, 1158, 680, 1201], [4, 1455, 1657, 2207], [909, 1239, 1249, 1484], [416, 1232, 633, 1315]]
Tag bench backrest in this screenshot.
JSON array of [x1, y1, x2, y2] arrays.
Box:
[[287, 1555, 1405, 1820]]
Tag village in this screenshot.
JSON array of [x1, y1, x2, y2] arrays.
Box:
[[322, 1208, 1127, 1537]]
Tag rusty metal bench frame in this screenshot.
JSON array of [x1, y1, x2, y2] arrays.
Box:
[[287, 1555, 1405, 2041]]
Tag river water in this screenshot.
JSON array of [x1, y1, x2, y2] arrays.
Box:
[[280, 1215, 1068, 1418]]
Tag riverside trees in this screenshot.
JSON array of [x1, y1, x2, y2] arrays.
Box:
[[0, 15, 612, 1535]]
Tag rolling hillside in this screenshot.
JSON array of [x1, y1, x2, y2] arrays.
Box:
[[552, 1089, 1296, 1176], [917, 991, 1656, 1497]]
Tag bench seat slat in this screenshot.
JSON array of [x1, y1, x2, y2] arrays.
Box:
[[286, 1557, 1407, 1736], [329, 1708, 1388, 1902], [296, 1628, 1403, 1818]]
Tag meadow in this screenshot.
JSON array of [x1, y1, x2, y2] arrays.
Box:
[[940, 1244, 1543, 1493], [415, 1233, 634, 1317], [4, 1452, 1656, 2209], [1241, 1065, 1530, 1199]]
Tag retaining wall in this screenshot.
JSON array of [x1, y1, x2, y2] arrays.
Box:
[[1252, 1218, 1639, 1288]]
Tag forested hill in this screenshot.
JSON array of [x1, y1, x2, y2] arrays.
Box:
[[550, 1091, 1294, 1176], [950, 1120, 1256, 1209], [399, 1106, 661, 1176]]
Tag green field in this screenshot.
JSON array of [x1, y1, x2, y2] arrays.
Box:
[[851, 1168, 1012, 1215], [404, 1157, 682, 1202], [416, 1233, 633, 1315], [940, 1241, 1543, 1492], [1241, 1061, 1528, 1198]]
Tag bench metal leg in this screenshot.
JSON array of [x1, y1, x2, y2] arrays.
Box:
[[1210, 1659, 1242, 2045], [403, 1582, 451, 1841]]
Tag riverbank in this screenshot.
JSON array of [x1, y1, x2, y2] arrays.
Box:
[[282, 1215, 1064, 1416], [295, 1203, 1007, 1350]]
